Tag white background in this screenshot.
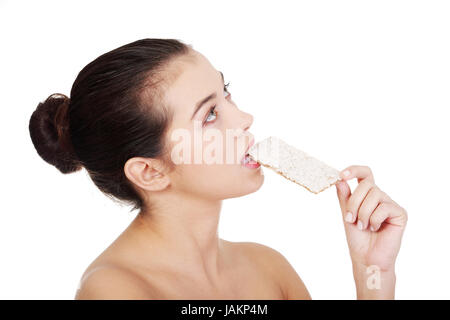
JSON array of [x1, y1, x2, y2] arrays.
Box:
[[1, 0, 449, 299]]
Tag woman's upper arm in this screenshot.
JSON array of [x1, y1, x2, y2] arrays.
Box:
[[75, 266, 156, 300]]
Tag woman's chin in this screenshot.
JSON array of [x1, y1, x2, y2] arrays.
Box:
[[249, 172, 264, 193], [237, 169, 265, 197]]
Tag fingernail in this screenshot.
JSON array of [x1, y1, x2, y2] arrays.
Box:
[[342, 170, 350, 178], [345, 212, 353, 222], [357, 220, 364, 230], [370, 226, 375, 232]]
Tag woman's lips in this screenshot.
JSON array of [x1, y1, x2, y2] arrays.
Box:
[[241, 138, 260, 168], [242, 157, 260, 168]]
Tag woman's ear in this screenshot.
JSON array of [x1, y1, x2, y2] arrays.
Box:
[[124, 157, 170, 192]]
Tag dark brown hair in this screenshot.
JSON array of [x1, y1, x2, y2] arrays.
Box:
[[29, 38, 192, 212]]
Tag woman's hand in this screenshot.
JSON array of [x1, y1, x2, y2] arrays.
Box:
[[335, 165, 408, 275]]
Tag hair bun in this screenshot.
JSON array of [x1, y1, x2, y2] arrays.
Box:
[[29, 93, 82, 174]]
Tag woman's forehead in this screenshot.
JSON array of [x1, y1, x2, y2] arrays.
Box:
[[163, 54, 221, 118]]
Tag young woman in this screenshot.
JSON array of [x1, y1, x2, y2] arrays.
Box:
[[29, 38, 408, 299]]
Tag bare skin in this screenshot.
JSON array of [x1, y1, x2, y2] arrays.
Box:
[[75, 214, 310, 299], [75, 49, 407, 300]]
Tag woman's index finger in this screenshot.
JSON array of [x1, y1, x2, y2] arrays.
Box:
[[339, 165, 375, 183]]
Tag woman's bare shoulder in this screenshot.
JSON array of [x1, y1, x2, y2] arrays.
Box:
[[224, 240, 312, 299], [75, 263, 157, 300]]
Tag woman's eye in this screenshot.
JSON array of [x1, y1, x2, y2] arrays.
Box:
[[204, 82, 231, 125], [204, 106, 217, 124]]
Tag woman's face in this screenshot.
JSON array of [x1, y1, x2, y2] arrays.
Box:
[[162, 50, 264, 200]]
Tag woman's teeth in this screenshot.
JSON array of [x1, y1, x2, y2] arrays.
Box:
[[243, 154, 250, 165]]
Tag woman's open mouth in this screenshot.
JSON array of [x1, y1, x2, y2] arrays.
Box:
[[241, 153, 260, 168], [241, 139, 260, 169]]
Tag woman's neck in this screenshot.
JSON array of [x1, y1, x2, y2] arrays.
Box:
[[130, 191, 224, 281]]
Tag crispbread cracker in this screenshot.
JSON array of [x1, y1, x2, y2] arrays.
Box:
[[248, 136, 341, 193]]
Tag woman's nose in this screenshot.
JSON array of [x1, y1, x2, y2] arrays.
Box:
[[240, 110, 254, 132]]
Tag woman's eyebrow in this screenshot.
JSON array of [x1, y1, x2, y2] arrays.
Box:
[[190, 71, 225, 120]]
